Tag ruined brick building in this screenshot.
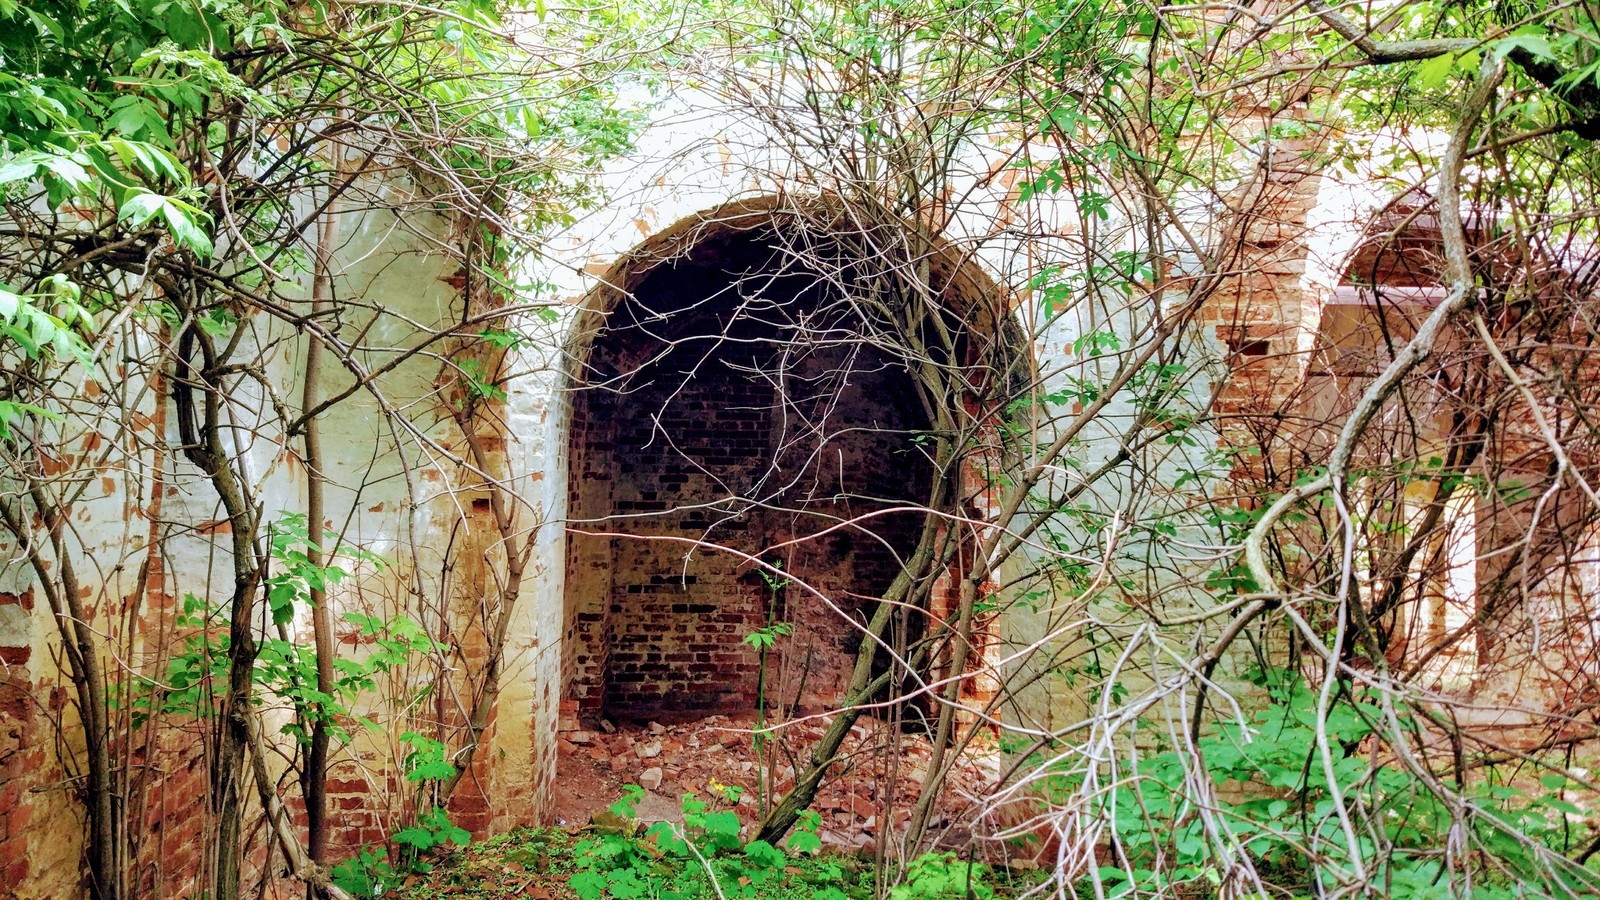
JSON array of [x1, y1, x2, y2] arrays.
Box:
[[2, 85, 1597, 897]]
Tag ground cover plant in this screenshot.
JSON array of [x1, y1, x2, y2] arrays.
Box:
[[384, 786, 1025, 900]]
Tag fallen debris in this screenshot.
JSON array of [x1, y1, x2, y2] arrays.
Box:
[[553, 711, 1003, 857]]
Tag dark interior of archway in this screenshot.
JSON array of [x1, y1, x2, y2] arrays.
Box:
[[564, 228, 935, 723]]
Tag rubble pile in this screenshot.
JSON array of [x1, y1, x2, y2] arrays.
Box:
[[554, 708, 1005, 854]]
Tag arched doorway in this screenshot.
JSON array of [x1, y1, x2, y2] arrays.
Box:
[[1289, 200, 1600, 694], [559, 203, 989, 724]]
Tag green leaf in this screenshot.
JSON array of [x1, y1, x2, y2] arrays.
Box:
[[571, 871, 607, 900], [406, 757, 456, 782], [697, 811, 742, 852], [786, 828, 821, 855], [116, 191, 213, 255], [118, 191, 166, 228], [1493, 33, 1555, 62], [109, 98, 156, 137], [41, 155, 91, 191], [158, 199, 214, 256], [0, 399, 62, 439], [0, 155, 42, 184], [267, 581, 298, 626], [1415, 53, 1456, 91], [607, 869, 646, 900], [609, 783, 645, 818], [644, 821, 688, 856], [392, 825, 438, 850], [21, 7, 63, 39], [742, 839, 785, 870]]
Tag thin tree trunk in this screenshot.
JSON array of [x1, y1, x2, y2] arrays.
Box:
[[175, 323, 265, 900], [304, 192, 338, 875], [904, 574, 977, 849], [755, 507, 945, 843]]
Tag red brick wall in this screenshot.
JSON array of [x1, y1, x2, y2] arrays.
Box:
[[0, 594, 228, 899], [130, 726, 210, 897], [601, 361, 778, 716], [0, 601, 37, 895], [0, 591, 90, 899]]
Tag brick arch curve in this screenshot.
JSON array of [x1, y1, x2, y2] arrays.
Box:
[[559, 196, 1016, 381], [556, 195, 1016, 725]]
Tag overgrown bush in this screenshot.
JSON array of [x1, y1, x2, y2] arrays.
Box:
[[1016, 669, 1600, 898]]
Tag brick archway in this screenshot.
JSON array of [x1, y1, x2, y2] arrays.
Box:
[[557, 198, 1013, 725]]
